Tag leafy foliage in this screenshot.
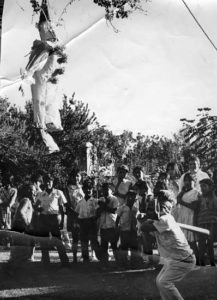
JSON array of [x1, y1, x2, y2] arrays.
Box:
[[2, 95, 216, 187], [180, 107, 217, 170], [93, 0, 144, 21], [30, 0, 145, 22], [0, 95, 97, 186]]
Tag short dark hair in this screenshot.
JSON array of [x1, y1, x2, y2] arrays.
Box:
[[101, 182, 110, 190], [166, 162, 181, 177], [18, 184, 34, 200], [69, 169, 80, 179], [2, 175, 15, 187], [44, 173, 54, 182], [118, 164, 129, 173], [158, 172, 167, 180], [157, 190, 176, 204], [126, 190, 137, 200], [133, 166, 142, 173], [183, 173, 194, 182], [189, 155, 200, 165], [31, 173, 43, 184], [82, 177, 94, 190]]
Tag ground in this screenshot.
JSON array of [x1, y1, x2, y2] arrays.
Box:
[[0, 249, 217, 300]]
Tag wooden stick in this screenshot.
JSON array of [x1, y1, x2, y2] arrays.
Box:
[[177, 223, 210, 236]]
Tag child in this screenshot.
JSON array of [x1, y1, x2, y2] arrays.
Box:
[[112, 165, 132, 206], [141, 190, 196, 300], [176, 173, 200, 264], [97, 182, 119, 265], [137, 195, 157, 265], [64, 169, 84, 262], [198, 178, 217, 266], [75, 178, 101, 262], [134, 180, 149, 214], [153, 172, 168, 197], [116, 190, 140, 268]]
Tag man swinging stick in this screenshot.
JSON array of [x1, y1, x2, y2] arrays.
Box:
[[141, 190, 209, 300]]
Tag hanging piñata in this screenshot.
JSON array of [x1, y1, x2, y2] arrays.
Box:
[[22, 0, 67, 153]]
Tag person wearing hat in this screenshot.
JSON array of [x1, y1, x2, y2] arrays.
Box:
[[112, 164, 132, 206], [141, 190, 196, 300], [197, 178, 217, 266], [35, 173, 69, 267]]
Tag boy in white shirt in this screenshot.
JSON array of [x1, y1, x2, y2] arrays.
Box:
[[35, 173, 69, 267], [97, 183, 119, 264], [141, 190, 196, 300], [64, 170, 84, 262], [116, 190, 139, 268], [75, 178, 101, 262]]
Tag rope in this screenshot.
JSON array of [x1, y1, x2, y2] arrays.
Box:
[[181, 0, 217, 52]]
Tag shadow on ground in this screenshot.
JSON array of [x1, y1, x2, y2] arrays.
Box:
[[0, 259, 217, 300]]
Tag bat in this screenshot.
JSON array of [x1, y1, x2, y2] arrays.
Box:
[[177, 223, 210, 236]]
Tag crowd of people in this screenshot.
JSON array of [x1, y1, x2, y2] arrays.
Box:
[[0, 155, 216, 275]]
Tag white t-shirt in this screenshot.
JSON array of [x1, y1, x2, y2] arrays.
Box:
[[67, 185, 84, 210], [153, 214, 193, 261], [75, 197, 98, 219], [36, 189, 67, 215], [112, 178, 132, 205], [98, 195, 119, 229]]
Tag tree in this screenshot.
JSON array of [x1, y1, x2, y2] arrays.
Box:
[[180, 107, 217, 170], [0, 94, 98, 186], [30, 0, 145, 22], [128, 133, 183, 174]]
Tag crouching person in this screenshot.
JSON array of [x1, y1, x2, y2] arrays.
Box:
[[75, 178, 101, 262], [141, 190, 196, 300], [9, 184, 35, 267]]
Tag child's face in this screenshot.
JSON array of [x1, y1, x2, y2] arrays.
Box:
[[75, 173, 81, 184], [159, 175, 167, 183], [28, 185, 36, 201], [118, 169, 127, 180], [45, 179, 53, 190], [102, 186, 110, 197], [83, 186, 93, 198], [133, 169, 143, 181], [189, 160, 199, 173]]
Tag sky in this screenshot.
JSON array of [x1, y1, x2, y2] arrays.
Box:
[[0, 0, 217, 137]]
